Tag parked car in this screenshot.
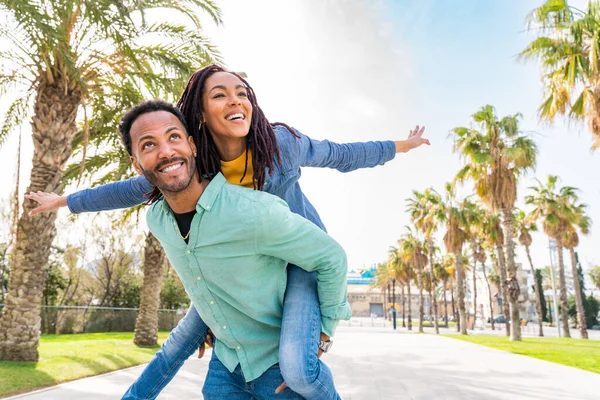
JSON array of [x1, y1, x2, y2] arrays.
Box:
[[491, 315, 527, 325]]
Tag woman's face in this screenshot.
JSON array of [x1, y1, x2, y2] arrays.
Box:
[[202, 72, 253, 149]]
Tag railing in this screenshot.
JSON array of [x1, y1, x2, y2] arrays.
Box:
[[0, 304, 187, 334]]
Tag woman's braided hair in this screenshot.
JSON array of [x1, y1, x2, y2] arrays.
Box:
[[178, 64, 297, 188]]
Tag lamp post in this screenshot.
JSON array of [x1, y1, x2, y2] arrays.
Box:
[[392, 278, 397, 330]]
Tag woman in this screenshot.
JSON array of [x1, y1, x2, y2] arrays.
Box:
[[27, 65, 429, 399]]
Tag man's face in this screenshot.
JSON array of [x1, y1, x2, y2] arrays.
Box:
[[130, 110, 197, 194]]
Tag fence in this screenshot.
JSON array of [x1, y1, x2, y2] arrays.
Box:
[[0, 304, 187, 334]]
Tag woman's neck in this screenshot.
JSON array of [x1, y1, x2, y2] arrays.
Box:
[[214, 137, 246, 161]]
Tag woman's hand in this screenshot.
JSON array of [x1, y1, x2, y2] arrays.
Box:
[[24, 192, 67, 216], [395, 125, 430, 153]]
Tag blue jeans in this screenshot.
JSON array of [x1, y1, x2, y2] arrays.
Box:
[[202, 351, 302, 399], [122, 266, 341, 400]]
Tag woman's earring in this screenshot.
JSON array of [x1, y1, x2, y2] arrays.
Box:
[[193, 152, 197, 157]]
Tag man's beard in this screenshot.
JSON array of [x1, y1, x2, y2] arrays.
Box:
[[142, 155, 197, 194]]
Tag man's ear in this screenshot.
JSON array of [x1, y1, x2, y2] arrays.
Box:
[[188, 136, 197, 155], [131, 156, 143, 175]]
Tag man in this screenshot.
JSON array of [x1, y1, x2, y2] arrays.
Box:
[[115, 99, 349, 398]]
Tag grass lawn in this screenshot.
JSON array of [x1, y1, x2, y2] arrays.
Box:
[[444, 334, 600, 374], [0, 332, 170, 398]]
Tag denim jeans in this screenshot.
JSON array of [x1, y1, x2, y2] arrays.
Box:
[[202, 350, 302, 399], [122, 266, 341, 400]]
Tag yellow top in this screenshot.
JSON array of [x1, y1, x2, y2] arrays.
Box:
[[220, 150, 255, 188]]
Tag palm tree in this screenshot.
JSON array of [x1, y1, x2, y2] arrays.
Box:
[[0, 0, 221, 361], [590, 265, 600, 291], [451, 105, 537, 341], [406, 188, 444, 334], [520, 0, 600, 150], [372, 262, 392, 320], [478, 243, 496, 330], [441, 185, 468, 335], [483, 211, 511, 336], [400, 229, 428, 333], [562, 202, 591, 339], [514, 210, 544, 337], [435, 259, 451, 328], [462, 198, 487, 329], [397, 259, 414, 331], [526, 175, 583, 338]]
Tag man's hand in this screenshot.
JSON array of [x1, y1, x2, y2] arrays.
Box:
[[197, 329, 214, 359], [275, 332, 330, 394], [395, 125, 430, 153], [24, 192, 67, 216]]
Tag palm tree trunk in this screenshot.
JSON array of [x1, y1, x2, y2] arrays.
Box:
[[470, 239, 478, 330], [134, 233, 167, 346], [443, 279, 449, 328], [401, 284, 406, 328], [455, 253, 467, 335], [450, 280, 458, 332], [383, 285, 388, 320], [481, 261, 495, 331], [555, 240, 571, 338], [417, 267, 424, 333], [525, 245, 544, 337], [0, 82, 81, 362], [427, 239, 439, 334], [495, 243, 511, 336], [568, 248, 588, 339], [406, 281, 412, 330], [501, 209, 522, 341]]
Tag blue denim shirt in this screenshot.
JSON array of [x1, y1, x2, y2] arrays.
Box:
[[67, 125, 397, 229]]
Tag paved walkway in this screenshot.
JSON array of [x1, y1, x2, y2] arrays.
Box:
[[7, 325, 600, 399]]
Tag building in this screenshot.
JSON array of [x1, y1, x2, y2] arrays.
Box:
[[346, 269, 432, 319]]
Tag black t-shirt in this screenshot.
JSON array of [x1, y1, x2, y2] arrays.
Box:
[[173, 210, 197, 244]]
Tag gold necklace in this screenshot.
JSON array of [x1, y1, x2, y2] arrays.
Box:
[[180, 230, 191, 241]]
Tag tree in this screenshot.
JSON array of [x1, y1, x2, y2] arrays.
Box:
[[372, 262, 392, 320], [534, 269, 549, 323], [435, 259, 451, 328], [520, 0, 600, 149], [590, 265, 600, 291], [161, 273, 190, 311], [462, 198, 486, 329], [400, 229, 427, 333], [562, 204, 591, 339], [441, 185, 468, 335], [0, 0, 222, 361], [514, 209, 544, 336], [567, 264, 599, 329], [526, 175, 584, 338], [394, 250, 414, 330], [134, 233, 167, 345], [451, 105, 537, 341], [406, 188, 444, 334], [483, 211, 510, 336]]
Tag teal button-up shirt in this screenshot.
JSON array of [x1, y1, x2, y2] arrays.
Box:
[[146, 173, 351, 382]]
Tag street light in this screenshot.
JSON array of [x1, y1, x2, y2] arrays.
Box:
[[392, 278, 397, 330]]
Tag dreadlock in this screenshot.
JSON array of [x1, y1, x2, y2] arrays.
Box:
[[177, 64, 298, 190]]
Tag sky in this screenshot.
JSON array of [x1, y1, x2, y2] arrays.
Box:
[[0, 1, 599, 282]]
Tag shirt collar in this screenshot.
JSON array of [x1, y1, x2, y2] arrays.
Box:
[[158, 172, 226, 214], [196, 172, 226, 212]]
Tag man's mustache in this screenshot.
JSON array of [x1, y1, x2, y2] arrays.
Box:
[[155, 157, 187, 173]]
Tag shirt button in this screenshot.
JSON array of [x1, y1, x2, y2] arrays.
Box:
[[210, 301, 214, 304], [236, 346, 241, 350], [197, 276, 202, 280], [186, 250, 191, 254], [223, 325, 227, 330], [206, 205, 211, 210]]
